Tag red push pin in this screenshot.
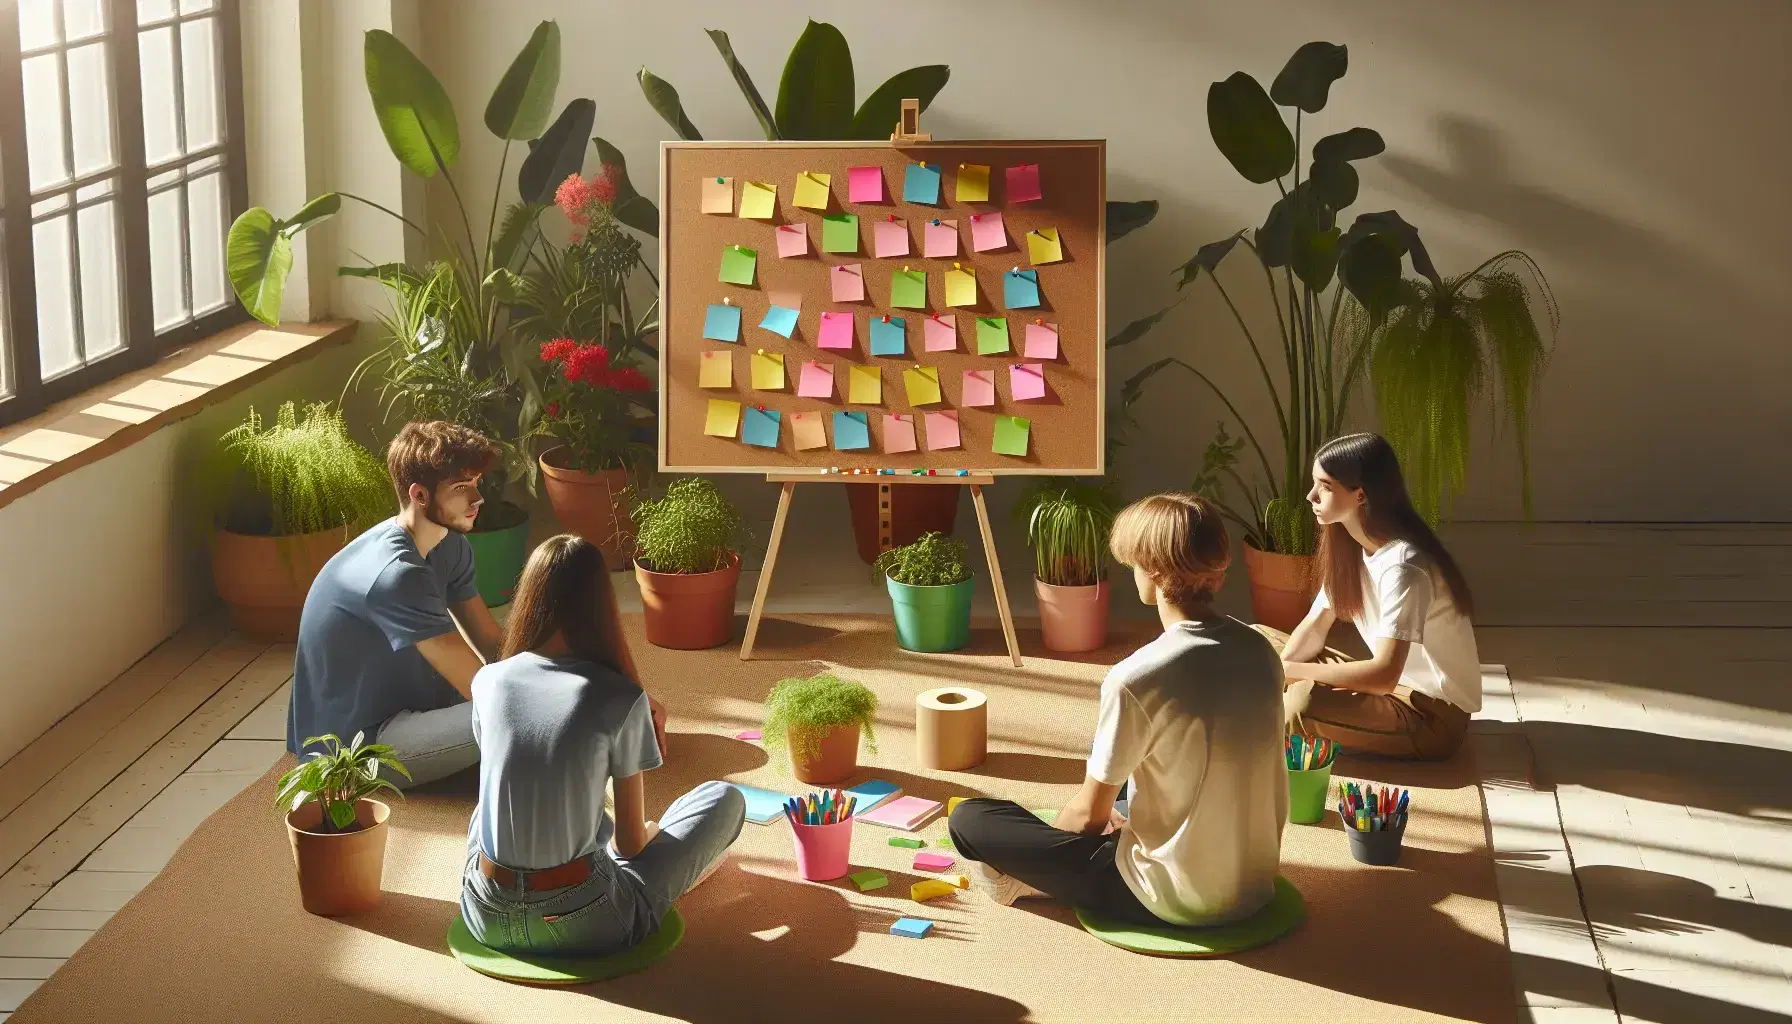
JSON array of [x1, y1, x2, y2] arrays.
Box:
[[887, 214, 897, 222], [881, 315, 890, 323]]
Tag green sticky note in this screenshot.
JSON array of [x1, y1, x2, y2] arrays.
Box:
[[849, 869, 889, 892], [889, 837, 925, 849], [937, 835, 955, 851], [822, 214, 859, 254], [993, 415, 1031, 457], [890, 268, 926, 309], [975, 316, 1010, 355], [719, 245, 757, 285]]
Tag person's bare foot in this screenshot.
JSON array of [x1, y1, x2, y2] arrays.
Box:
[[973, 862, 1046, 906]]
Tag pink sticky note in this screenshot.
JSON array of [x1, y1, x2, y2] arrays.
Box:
[[735, 729, 762, 741], [818, 311, 855, 350], [913, 852, 955, 872], [776, 223, 808, 258], [962, 369, 996, 407], [923, 219, 958, 258], [1024, 321, 1058, 359], [1011, 362, 1047, 401], [797, 359, 834, 398], [1006, 163, 1043, 202], [848, 165, 884, 203], [874, 218, 909, 258], [924, 410, 961, 451], [923, 314, 957, 352], [884, 414, 918, 454], [830, 263, 865, 302], [970, 211, 1007, 252]]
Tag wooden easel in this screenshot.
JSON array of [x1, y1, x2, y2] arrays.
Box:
[[740, 473, 1023, 667]]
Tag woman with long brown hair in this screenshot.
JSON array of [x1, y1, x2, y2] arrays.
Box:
[[459, 535, 744, 955], [1274, 433, 1481, 760]]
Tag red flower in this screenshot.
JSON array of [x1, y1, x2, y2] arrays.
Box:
[[608, 367, 652, 392], [590, 163, 620, 205], [545, 402, 562, 418], [540, 338, 577, 365], [563, 343, 612, 385], [554, 174, 594, 226]]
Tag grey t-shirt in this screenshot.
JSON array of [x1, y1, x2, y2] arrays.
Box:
[[469, 653, 663, 870], [287, 519, 479, 755]]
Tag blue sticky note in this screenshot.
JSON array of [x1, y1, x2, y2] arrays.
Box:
[[1004, 270, 1041, 309], [869, 315, 907, 356], [903, 162, 942, 205], [731, 783, 793, 824], [845, 779, 901, 814], [759, 304, 799, 338], [742, 407, 781, 448], [703, 303, 742, 342], [833, 410, 870, 451], [891, 917, 934, 939]]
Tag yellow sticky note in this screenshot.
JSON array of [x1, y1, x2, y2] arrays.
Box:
[[948, 796, 969, 815], [704, 399, 741, 437], [699, 350, 732, 388], [848, 364, 882, 405], [739, 180, 776, 219], [956, 163, 990, 203], [912, 879, 957, 903], [794, 170, 831, 210], [750, 350, 785, 390], [903, 365, 942, 406], [945, 265, 977, 308], [701, 176, 733, 214], [1028, 227, 1064, 265]]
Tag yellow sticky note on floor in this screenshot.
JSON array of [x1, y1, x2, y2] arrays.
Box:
[[739, 180, 776, 219], [1028, 227, 1064, 265], [750, 350, 785, 390], [701, 176, 733, 214], [794, 170, 831, 210], [699, 350, 732, 388], [956, 163, 990, 203], [849, 364, 882, 405], [704, 399, 741, 437], [903, 365, 942, 406], [912, 879, 957, 903], [945, 265, 976, 308]]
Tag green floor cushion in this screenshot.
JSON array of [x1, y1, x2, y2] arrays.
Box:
[[446, 906, 684, 984], [1075, 876, 1304, 958]]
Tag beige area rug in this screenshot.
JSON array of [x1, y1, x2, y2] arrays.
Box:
[[16, 615, 1512, 1023]]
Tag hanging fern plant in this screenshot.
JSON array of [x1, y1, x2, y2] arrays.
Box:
[[204, 402, 393, 537]]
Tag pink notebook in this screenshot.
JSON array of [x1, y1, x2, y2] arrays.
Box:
[[856, 795, 943, 831]]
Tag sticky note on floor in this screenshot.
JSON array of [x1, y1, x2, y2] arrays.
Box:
[[850, 869, 889, 892], [739, 180, 776, 219], [923, 219, 958, 258], [830, 263, 865, 303], [890, 268, 926, 309], [956, 163, 989, 202], [1004, 270, 1041, 309], [1006, 163, 1042, 203], [910, 881, 956, 903], [1027, 227, 1064, 265], [822, 214, 859, 254], [699, 350, 732, 388], [792, 411, 827, 450], [924, 314, 956, 352], [701, 175, 733, 214], [703, 302, 742, 342], [970, 211, 1006, 252], [870, 316, 907, 356], [704, 399, 741, 437], [962, 369, 996, 407], [719, 245, 757, 285], [947, 796, 969, 815], [889, 836, 925, 849], [759, 305, 798, 338], [944, 265, 976, 308], [993, 414, 1031, 456], [913, 852, 955, 872], [833, 410, 870, 450], [818, 311, 854, 350], [925, 410, 960, 450], [975, 317, 1010, 355], [891, 916, 935, 937], [848, 165, 883, 203], [797, 359, 833, 398], [903, 365, 942, 406], [1010, 362, 1046, 401], [903, 161, 941, 204], [848, 364, 882, 404], [1025, 321, 1059, 359], [751, 350, 785, 390], [884, 414, 918, 454], [874, 218, 909, 258], [794, 170, 831, 210], [742, 406, 780, 448], [776, 223, 808, 258]]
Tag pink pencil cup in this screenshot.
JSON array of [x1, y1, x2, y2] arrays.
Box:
[[790, 816, 854, 881]]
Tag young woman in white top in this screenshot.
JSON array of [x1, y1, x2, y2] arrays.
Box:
[[1275, 433, 1482, 760]]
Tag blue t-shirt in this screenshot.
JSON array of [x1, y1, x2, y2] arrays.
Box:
[[287, 519, 479, 755], [468, 653, 663, 870]]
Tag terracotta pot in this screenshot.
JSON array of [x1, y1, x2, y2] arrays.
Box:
[[540, 447, 637, 570], [285, 799, 391, 916], [789, 722, 861, 785], [635, 552, 741, 650], [1035, 578, 1111, 653], [211, 527, 350, 642], [844, 483, 962, 566], [1243, 543, 1319, 633]]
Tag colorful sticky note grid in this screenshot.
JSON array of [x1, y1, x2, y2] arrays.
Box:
[[751, 350, 785, 390], [797, 359, 833, 398], [759, 305, 798, 338], [818, 311, 854, 350], [1010, 362, 1046, 401], [993, 414, 1031, 456], [970, 211, 1007, 252], [822, 214, 859, 254], [776, 223, 808, 258], [1027, 227, 1064, 265], [903, 365, 942, 406], [794, 170, 831, 210], [719, 245, 757, 285], [924, 314, 957, 352], [925, 410, 961, 450], [874, 217, 910, 258], [742, 406, 780, 448], [703, 302, 741, 342], [699, 350, 732, 388], [945, 265, 976, 308], [704, 399, 741, 437], [701, 175, 733, 214], [792, 411, 828, 450], [1006, 164, 1043, 203], [848, 165, 884, 204], [903, 161, 942, 204], [1004, 269, 1041, 309], [956, 163, 990, 203], [830, 263, 865, 303], [870, 316, 907, 356], [833, 410, 870, 450], [962, 369, 996, 407], [923, 219, 958, 258], [884, 414, 918, 454], [891, 269, 927, 309], [848, 364, 882, 404], [739, 180, 776, 219], [1025, 321, 1059, 359], [976, 317, 1010, 355]]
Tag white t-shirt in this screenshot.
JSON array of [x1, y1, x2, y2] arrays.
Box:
[[1086, 617, 1287, 926], [1315, 539, 1482, 712]]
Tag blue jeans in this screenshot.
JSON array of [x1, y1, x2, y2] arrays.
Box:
[[376, 702, 480, 789], [459, 780, 746, 955]]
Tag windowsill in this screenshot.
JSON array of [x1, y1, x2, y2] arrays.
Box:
[[0, 318, 359, 513]]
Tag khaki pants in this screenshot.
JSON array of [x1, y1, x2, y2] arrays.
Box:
[[1251, 625, 1469, 761]]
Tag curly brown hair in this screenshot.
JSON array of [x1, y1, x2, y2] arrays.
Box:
[[385, 421, 500, 506]]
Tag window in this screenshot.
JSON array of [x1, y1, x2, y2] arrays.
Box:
[[0, 0, 245, 427]]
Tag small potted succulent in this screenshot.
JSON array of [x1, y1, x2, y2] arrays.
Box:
[[631, 477, 751, 650], [276, 732, 409, 917], [762, 672, 879, 785], [874, 531, 975, 653], [1015, 480, 1120, 652]]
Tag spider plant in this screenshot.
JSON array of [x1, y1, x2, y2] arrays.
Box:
[[1013, 480, 1120, 588]]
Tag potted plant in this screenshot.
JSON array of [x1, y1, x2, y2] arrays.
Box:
[[631, 477, 751, 650], [202, 402, 393, 642], [875, 531, 974, 653], [276, 732, 409, 917], [762, 672, 878, 785], [1015, 480, 1120, 652]]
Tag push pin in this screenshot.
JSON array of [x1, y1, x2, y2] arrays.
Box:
[[931, 218, 940, 226], [888, 214, 897, 222], [1035, 317, 1044, 324], [723, 296, 731, 305], [716, 176, 724, 184], [920, 160, 927, 168], [956, 469, 969, 477], [927, 469, 937, 476], [1011, 266, 1020, 273], [882, 315, 890, 323], [970, 214, 980, 221]]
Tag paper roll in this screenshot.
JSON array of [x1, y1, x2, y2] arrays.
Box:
[[916, 687, 987, 770]]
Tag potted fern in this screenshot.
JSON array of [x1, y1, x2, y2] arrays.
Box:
[[762, 672, 878, 785], [875, 531, 974, 653], [631, 477, 751, 650], [277, 732, 409, 916], [203, 402, 393, 642], [1015, 481, 1120, 652]]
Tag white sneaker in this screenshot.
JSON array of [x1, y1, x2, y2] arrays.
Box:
[[973, 862, 1045, 906]]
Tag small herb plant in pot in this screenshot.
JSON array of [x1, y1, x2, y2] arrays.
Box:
[[762, 672, 878, 785], [631, 477, 751, 650], [276, 732, 409, 917], [874, 531, 975, 653], [1015, 480, 1120, 652]]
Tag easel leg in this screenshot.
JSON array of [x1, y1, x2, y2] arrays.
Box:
[[741, 482, 796, 661], [970, 484, 1022, 668]]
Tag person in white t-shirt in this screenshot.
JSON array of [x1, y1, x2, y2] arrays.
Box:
[[1272, 433, 1482, 760], [948, 493, 1287, 926]]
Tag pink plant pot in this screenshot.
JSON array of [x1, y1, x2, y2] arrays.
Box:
[[1034, 578, 1111, 653]]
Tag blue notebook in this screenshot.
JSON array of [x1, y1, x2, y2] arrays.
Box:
[[732, 783, 795, 825], [844, 779, 902, 814]]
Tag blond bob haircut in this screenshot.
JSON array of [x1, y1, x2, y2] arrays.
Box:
[[1108, 493, 1231, 607]]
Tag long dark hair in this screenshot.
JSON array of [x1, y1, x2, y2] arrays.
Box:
[[1316, 433, 1474, 622], [501, 534, 631, 676]]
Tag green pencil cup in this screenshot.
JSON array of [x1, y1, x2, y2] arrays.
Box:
[[1287, 765, 1333, 825]]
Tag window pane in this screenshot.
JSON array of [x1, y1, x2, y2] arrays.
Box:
[[19, 0, 58, 51], [78, 199, 124, 358], [22, 55, 70, 191], [180, 0, 215, 13], [34, 214, 78, 377], [148, 185, 186, 328], [138, 26, 180, 164], [68, 41, 117, 178], [137, 0, 176, 25], [63, 0, 108, 42], [180, 18, 219, 152], [188, 171, 226, 314]]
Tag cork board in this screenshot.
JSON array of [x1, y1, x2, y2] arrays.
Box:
[[658, 140, 1105, 475]]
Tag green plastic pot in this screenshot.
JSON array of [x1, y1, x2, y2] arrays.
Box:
[[885, 575, 974, 652], [466, 506, 532, 607]]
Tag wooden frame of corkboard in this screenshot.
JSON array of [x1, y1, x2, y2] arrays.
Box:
[[658, 140, 1106, 476]]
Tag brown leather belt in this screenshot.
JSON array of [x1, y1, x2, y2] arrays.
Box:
[[478, 851, 593, 892]]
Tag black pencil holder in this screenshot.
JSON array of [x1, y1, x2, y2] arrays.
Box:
[[1346, 821, 1405, 866]]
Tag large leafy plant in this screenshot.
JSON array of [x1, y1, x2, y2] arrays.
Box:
[[874, 531, 972, 587], [1013, 480, 1120, 588], [630, 476, 750, 574], [761, 672, 879, 767], [275, 732, 410, 835], [203, 401, 392, 538]]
